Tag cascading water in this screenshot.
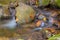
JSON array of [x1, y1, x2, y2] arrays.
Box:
[[3, 17, 17, 28]]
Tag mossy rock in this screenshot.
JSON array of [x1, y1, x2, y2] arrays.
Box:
[[48, 34, 60, 40], [38, 0, 50, 6], [16, 3, 35, 24], [54, 0, 60, 7]]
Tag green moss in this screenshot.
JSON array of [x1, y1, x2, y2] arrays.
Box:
[[39, 0, 50, 6], [48, 34, 60, 40], [42, 0, 50, 6], [0, 0, 16, 5], [54, 0, 60, 7]]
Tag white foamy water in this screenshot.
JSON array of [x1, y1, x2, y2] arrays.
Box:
[[1, 17, 17, 29]]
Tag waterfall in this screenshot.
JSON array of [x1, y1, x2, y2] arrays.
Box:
[[3, 17, 17, 28]]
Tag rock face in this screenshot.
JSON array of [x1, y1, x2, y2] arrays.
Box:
[[16, 2, 35, 24]]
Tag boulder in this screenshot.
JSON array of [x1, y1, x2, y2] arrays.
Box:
[[16, 2, 35, 24]]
